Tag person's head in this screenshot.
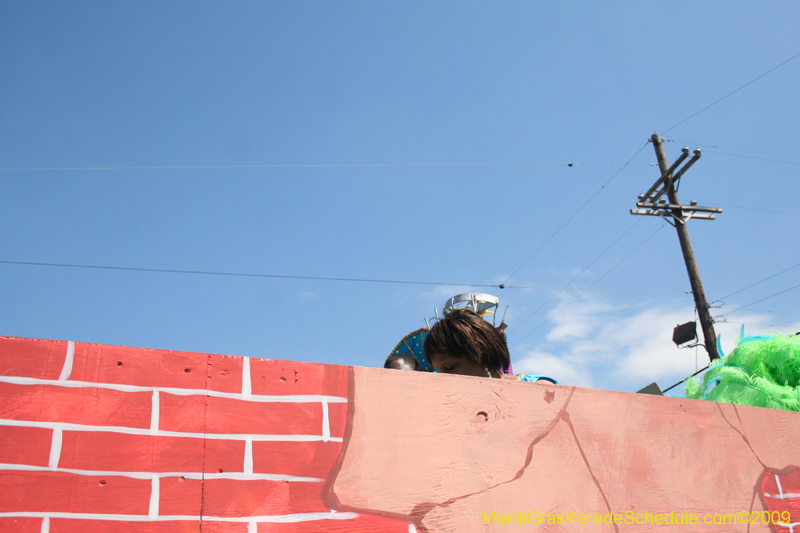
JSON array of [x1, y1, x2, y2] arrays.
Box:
[[423, 308, 509, 377], [384, 353, 421, 371]]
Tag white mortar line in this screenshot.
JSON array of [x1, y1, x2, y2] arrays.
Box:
[[764, 492, 800, 500], [248, 521, 257, 532], [149, 475, 159, 518], [40, 517, 49, 533], [0, 511, 360, 523], [0, 463, 323, 482], [321, 401, 330, 443], [244, 436, 253, 475], [58, 341, 75, 382], [150, 391, 159, 434], [0, 419, 342, 442], [0, 375, 347, 403], [48, 428, 62, 469], [242, 357, 251, 398]]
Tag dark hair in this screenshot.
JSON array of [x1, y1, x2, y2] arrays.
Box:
[[423, 308, 509, 373], [384, 353, 421, 370]]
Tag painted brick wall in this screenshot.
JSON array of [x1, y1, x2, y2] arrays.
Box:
[[0, 337, 413, 533]]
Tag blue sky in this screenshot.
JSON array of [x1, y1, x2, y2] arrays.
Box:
[[2, 1, 799, 393]]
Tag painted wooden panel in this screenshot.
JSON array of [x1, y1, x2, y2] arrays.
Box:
[[0, 335, 798, 532]]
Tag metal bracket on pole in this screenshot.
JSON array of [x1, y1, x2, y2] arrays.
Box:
[[638, 147, 690, 204], [631, 150, 722, 223]]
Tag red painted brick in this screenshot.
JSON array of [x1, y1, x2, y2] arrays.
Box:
[[159, 393, 324, 436], [762, 471, 800, 526], [48, 519, 251, 533], [49, 519, 216, 533], [59, 432, 244, 474], [0, 383, 151, 429], [165, 478, 328, 517], [68, 343, 243, 394], [207, 354, 244, 394], [249, 359, 348, 397], [256, 514, 414, 532], [327, 402, 347, 439], [252, 441, 342, 479], [0, 336, 68, 380], [159, 476, 202, 516], [0, 471, 150, 514], [199, 522, 250, 533], [199, 522, 249, 533], [0, 426, 53, 467], [0, 517, 42, 532], [50, 516, 414, 533]]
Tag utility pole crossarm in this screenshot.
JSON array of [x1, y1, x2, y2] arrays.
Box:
[[630, 209, 718, 221], [639, 147, 690, 204], [636, 203, 722, 213]]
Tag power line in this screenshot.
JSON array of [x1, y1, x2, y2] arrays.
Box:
[[508, 218, 646, 333], [717, 261, 800, 300], [0, 260, 684, 293], [720, 282, 800, 316], [495, 141, 651, 290], [669, 140, 800, 160], [709, 203, 800, 216], [510, 222, 671, 348], [737, 308, 800, 316], [0, 260, 498, 287], [0, 162, 658, 172], [663, 365, 710, 394], [702, 149, 800, 166], [735, 322, 797, 328], [662, 49, 800, 133], [503, 285, 680, 293]]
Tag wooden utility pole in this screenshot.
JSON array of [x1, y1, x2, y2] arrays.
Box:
[[631, 134, 721, 360]]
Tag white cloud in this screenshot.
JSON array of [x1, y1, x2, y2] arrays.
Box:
[[545, 297, 617, 342], [515, 349, 593, 388], [509, 292, 800, 393]]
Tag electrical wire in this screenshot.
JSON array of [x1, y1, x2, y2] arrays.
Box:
[[0, 162, 658, 172], [662, 49, 800, 133], [736, 322, 797, 328], [716, 261, 800, 300], [663, 365, 710, 393], [669, 140, 800, 160], [494, 141, 651, 291], [507, 218, 646, 333], [709, 203, 800, 216], [0, 260, 685, 293], [701, 149, 800, 166], [738, 308, 800, 316], [0, 260, 498, 288], [719, 282, 800, 316], [510, 222, 671, 348]]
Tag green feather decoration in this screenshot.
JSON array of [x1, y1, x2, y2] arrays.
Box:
[[684, 332, 800, 412]]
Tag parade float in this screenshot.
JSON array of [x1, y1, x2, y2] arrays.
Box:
[[1, 294, 798, 532]]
